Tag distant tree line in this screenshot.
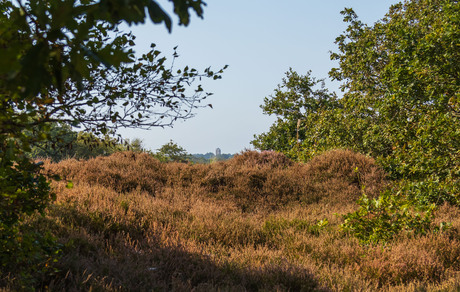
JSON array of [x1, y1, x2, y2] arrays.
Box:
[[29, 126, 233, 164], [153, 140, 234, 163], [29, 123, 144, 162], [192, 152, 234, 163]]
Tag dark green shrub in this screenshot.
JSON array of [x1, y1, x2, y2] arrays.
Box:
[[1, 139, 59, 289], [0, 223, 61, 290]]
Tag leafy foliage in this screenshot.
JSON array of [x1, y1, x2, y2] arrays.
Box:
[[0, 0, 223, 288], [0, 223, 61, 290], [0, 138, 59, 289], [329, 0, 459, 204], [1, 0, 223, 152], [29, 123, 145, 161], [253, 0, 459, 205], [0, 146, 51, 228], [251, 69, 341, 159], [153, 140, 191, 162], [341, 190, 448, 245]]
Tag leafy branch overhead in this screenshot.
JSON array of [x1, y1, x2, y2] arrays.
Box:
[[35, 40, 226, 135], [1, 0, 226, 139], [0, 0, 224, 285]]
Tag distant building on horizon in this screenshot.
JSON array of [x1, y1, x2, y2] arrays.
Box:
[[216, 148, 221, 157]]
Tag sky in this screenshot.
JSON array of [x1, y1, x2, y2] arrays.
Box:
[[118, 0, 400, 154]]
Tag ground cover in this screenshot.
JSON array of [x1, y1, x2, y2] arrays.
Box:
[[5, 150, 459, 291]]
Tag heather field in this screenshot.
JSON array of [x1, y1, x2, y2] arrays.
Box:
[[10, 150, 460, 291]]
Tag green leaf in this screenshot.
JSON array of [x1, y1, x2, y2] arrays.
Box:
[[148, 1, 172, 32]]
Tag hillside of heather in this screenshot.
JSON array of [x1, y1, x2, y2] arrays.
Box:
[[20, 150, 460, 291]]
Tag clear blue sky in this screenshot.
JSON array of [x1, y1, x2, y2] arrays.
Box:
[[119, 0, 400, 154]]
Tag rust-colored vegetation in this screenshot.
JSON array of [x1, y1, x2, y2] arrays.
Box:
[[23, 150, 460, 291]]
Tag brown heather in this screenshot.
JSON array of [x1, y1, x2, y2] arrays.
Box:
[[14, 150, 460, 291]]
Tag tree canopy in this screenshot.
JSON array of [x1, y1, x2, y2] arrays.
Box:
[[28, 122, 146, 161], [253, 0, 459, 205], [153, 140, 191, 162], [0, 0, 225, 284], [252, 68, 340, 158], [1, 0, 225, 140]]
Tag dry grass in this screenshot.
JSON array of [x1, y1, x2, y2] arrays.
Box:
[[14, 150, 460, 291]]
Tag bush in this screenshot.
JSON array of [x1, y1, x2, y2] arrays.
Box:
[[0, 223, 61, 290], [1, 139, 59, 289], [341, 190, 449, 245]]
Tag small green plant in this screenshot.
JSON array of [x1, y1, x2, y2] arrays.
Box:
[[341, 190, 448, 245]]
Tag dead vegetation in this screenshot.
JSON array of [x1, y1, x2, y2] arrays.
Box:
[[18, 150, 460, 291]]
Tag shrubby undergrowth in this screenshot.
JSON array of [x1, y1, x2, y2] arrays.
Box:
[[341, 191, 449, 245], [3, 150, 459, 291]]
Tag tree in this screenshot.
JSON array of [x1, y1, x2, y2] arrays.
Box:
[[126, 138, 145, 153], [253, 0, 459, 205], [0, 0, 224, 286], [154, 140, 191, 162], [251, 68, 341, 159], [329, 0, 459, 204], [29, 122, 146, 161]]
